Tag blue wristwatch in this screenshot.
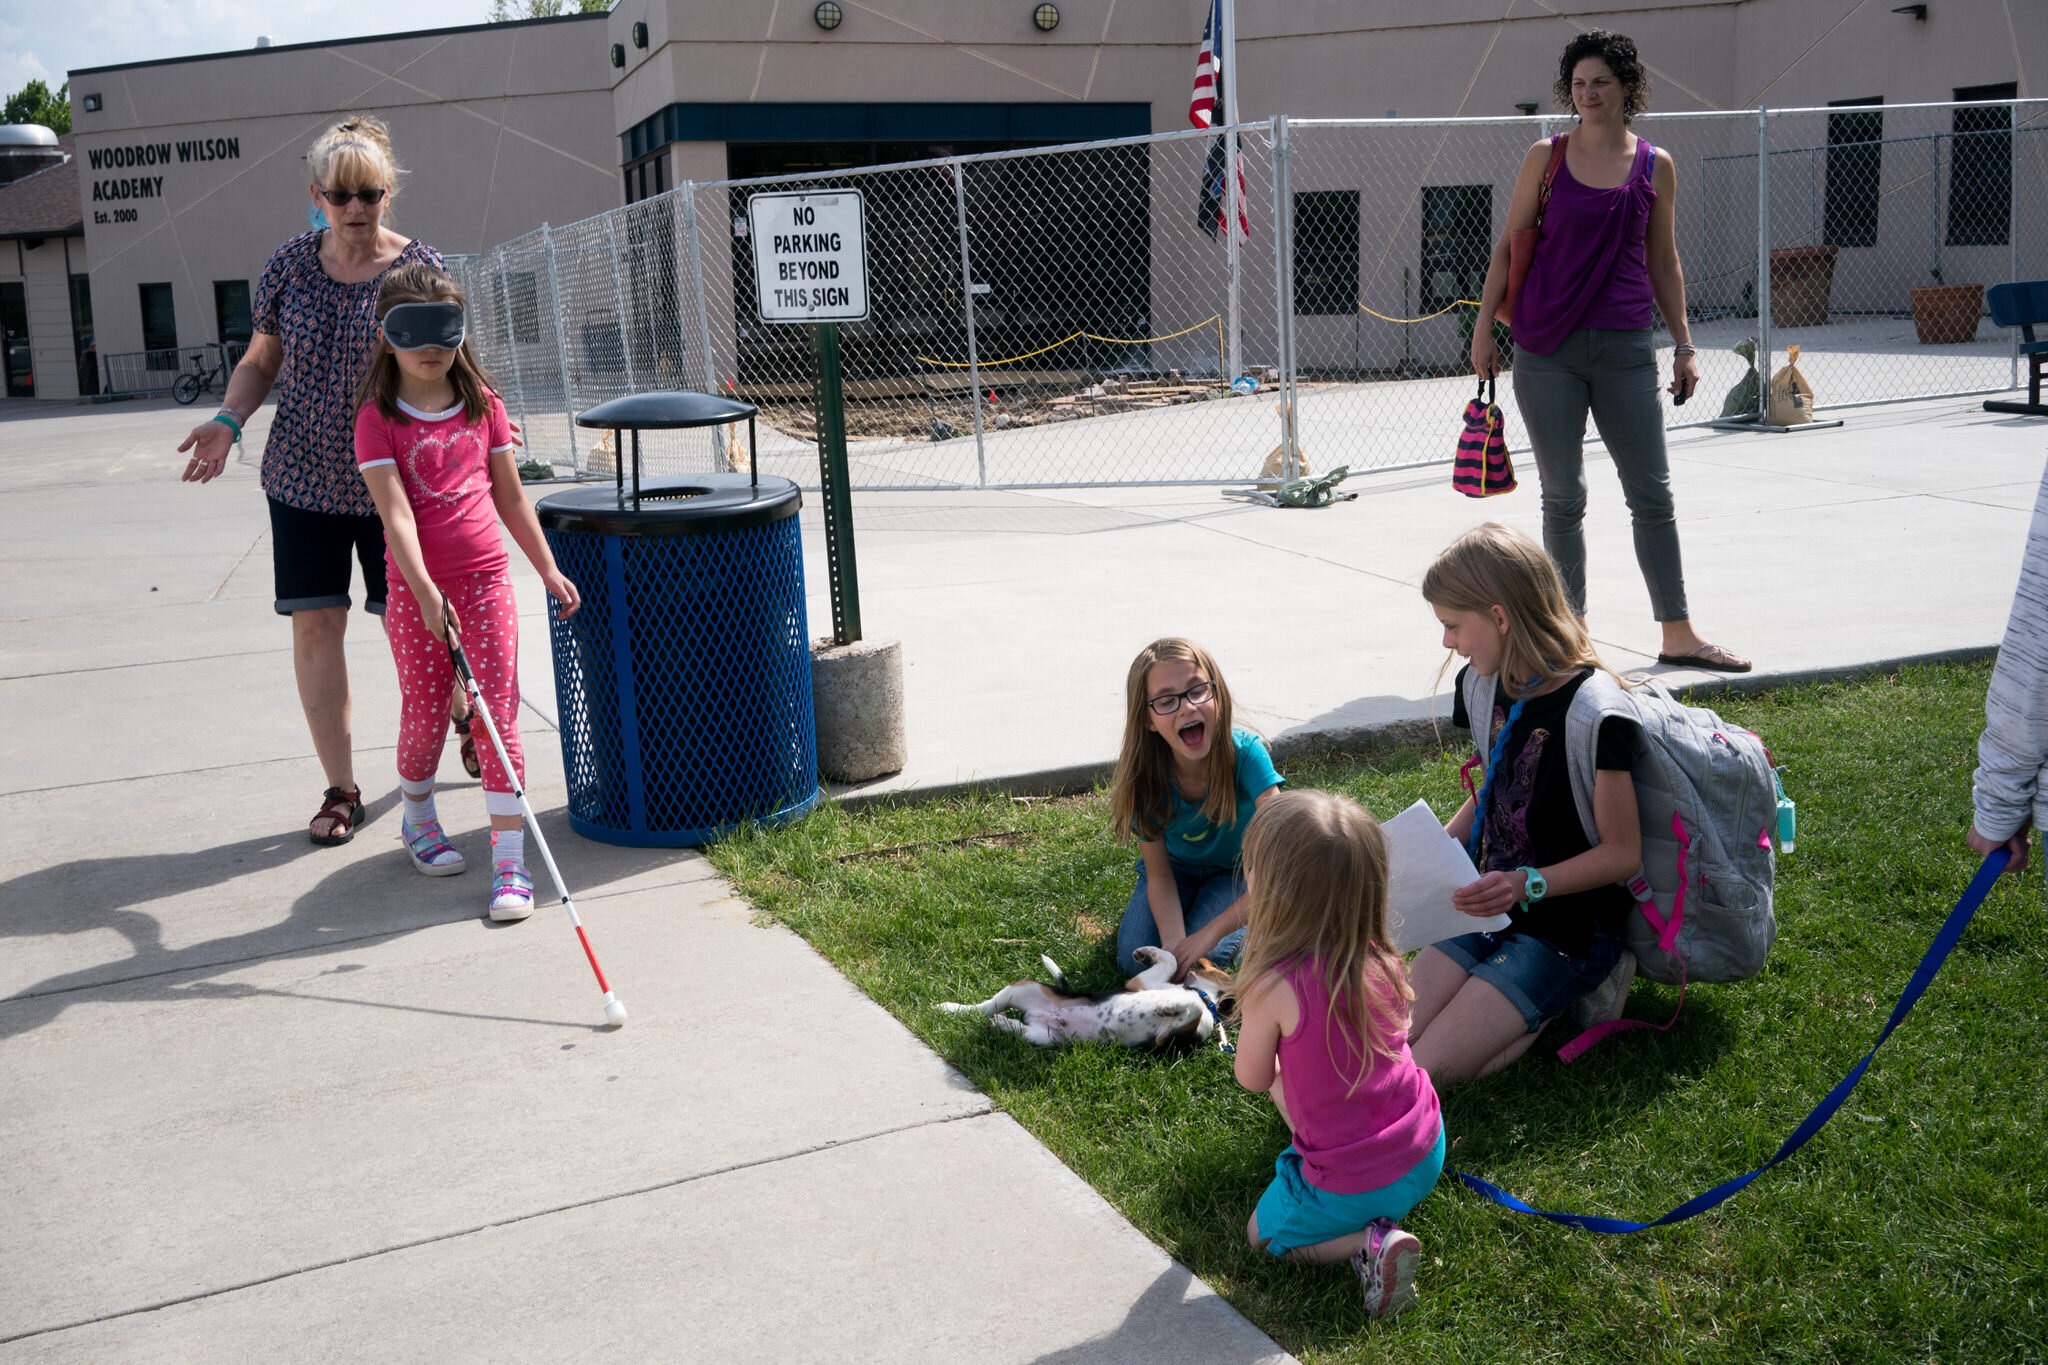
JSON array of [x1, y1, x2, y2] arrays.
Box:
[[1516, 865, 1547, 909]]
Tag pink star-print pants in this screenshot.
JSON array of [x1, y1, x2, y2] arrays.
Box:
[[386, 570, 524, 816]]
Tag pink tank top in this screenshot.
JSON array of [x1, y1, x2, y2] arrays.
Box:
[[1278, 957, 1442, 1194], [1511, 135, 1658, 356]]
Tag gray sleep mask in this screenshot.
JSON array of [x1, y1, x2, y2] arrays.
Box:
[[382, 301, 466, 352]]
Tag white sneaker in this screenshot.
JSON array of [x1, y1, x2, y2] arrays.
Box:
[[488, 861, 534, 921], [1353, 1218, 1421, 1319]]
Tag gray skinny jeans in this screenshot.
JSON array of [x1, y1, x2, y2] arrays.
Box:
[[1512, 326, 1689, 622]]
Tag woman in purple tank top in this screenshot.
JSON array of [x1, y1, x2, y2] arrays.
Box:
[[1469, 31, 1748, 673]]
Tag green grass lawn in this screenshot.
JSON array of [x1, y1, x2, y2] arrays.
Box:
[[707, 661, 2046, 1364]]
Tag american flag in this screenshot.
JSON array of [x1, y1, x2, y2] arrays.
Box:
[[1192, 0, 1249, 239], [1188, 0, 1221, 128]]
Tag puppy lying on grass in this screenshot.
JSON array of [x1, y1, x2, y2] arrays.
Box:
[[939, 945, 1236, 1049]]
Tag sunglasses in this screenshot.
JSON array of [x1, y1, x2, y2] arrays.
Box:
[[316, 185, 388, 206]]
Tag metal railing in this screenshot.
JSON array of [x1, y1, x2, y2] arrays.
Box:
[[101, 340, 247, 398], [450, 99, 2046, 489]]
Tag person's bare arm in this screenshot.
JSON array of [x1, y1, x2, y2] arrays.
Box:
[[487, 445, 581, 620], [1452, 769, 1643, 917], [1646, 150, 1700, 400], [178, 332, 283, 481], [1471, 138, 1556, 378], [362, 464, 448, 638]]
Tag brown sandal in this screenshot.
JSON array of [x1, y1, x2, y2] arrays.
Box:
[[453, 709, 481, 778], [310, 785, 363, 846]]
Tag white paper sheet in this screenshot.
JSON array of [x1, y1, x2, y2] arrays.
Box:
[[1382, 799, 1509, 954]]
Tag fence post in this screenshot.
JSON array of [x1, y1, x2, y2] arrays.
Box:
[[2012, 105, 2021, 390], [494, 251, 532, 445], [602, 213, 638, 395], [1271, 115, 1299, 480], [683, 184, 717, 398], [1929, 132, 1941, 287], [1755, 109, 1772, 420], [541, 223, 580, 471], [950, 159, 988, 488]]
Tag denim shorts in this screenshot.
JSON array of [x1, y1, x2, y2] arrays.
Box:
[[1434, 929, 1627, 1033], [1253, 1124, 1445, 1255]]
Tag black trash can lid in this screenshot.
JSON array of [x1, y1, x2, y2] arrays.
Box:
[[575, 391, 757, 430], [536, 473, 800, 537]]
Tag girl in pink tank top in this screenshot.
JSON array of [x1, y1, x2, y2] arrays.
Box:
[[1234, 790, 1444, 1317]]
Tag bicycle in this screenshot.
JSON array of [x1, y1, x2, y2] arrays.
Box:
[[172, 349, 230, 405]]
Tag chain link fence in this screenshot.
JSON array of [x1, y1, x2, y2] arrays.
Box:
[[453, 100, 2045, 490]]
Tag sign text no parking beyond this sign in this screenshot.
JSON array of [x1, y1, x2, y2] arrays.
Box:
[[747, 191, 870, 324]]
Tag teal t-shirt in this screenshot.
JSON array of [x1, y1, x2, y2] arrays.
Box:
[[1154, 727, 1285, 869]]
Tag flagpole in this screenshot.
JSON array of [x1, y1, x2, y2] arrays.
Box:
[[1221, 0, 1241, 384]]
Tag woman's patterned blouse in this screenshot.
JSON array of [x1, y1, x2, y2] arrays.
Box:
[[253, 231, 444, 516]]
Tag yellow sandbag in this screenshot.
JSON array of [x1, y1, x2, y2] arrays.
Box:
[[1767, 344, 1814, 426]]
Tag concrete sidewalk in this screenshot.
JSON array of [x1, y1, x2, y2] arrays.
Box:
[[2, 391, 2040, 1359]]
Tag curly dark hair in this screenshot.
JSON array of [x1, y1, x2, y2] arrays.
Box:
[[1553, 30, 1651, 122]]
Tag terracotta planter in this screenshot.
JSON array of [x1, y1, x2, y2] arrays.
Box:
[[1909, 283, 1984, 345], [1769, 245, 1838, 328]]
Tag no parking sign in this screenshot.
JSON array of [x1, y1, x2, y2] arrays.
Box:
[[746, 190, 870, 323]]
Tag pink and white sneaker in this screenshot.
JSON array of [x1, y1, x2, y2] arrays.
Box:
[[488, 861, 534, 922], [1352, 1217, 1421, 1318]]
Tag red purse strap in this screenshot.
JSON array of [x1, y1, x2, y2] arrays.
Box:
[[1534, 133, 1567, 229]]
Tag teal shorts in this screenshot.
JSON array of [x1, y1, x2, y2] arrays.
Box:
[[1253, 1123, 1445, 1256]]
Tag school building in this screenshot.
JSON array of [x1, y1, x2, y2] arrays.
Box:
[[2, 0, 2037, 402]]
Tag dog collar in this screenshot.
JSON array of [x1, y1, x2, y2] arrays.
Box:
[[1190, 984, 1235, 1055]]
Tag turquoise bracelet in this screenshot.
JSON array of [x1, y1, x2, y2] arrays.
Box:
[[209, 412, 242, 443]]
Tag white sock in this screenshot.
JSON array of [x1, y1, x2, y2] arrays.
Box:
[[403, 791, 438, 828], [491, 828, 525, 866]]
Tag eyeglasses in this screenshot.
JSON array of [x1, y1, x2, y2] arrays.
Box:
[[317, 185, 388, 206], [1146, 679, 1215, 716]]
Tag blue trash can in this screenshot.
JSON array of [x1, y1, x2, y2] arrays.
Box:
[[536, 394, 818, 847]]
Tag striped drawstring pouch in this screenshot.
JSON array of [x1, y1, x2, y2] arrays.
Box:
[[1452, 378, 1516, 498]]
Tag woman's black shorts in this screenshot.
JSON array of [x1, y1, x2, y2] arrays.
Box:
[[268, 496, 387, 616]]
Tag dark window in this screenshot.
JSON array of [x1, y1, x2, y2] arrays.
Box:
[[70, 274, 97, 397], [623, 168, 634, 203], [214, 279, 252, 346], [1948, 82, 2016, 247], [1824, 97, 1882, 249], [1, 281, 31, 398], [506, 272, 540, 345], [1420, 185, 1492, 314], [1292, 190, 1359, 315], [139, 282, 177, 368], [653, 154, 667, 196]]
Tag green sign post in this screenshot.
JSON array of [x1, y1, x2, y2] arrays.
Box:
[[811, 322, 861, 645]]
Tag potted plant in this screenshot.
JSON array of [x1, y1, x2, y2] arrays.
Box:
[[1909, 267, 1984, 345]]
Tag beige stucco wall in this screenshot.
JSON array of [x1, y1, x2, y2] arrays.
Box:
[[66, 14, 618, 364], [0, 233, 87, 401], [30, 0, 2038, 401]]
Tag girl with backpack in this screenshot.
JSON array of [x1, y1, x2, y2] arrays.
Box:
[[1234, 789, 1443, 1319], [1108, 638, 1285, 978], [1409, 523, 1642, 1083]]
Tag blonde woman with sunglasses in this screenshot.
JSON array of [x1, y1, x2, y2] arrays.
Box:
[[176, 115, 457, 846]]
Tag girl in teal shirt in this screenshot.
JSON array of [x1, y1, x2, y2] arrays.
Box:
[[1109, 638, 1286, 977]]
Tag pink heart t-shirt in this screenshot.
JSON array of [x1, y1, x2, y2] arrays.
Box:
[[355, 394, 517, 580]]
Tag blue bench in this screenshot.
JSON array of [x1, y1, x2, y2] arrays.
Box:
[[1984, 280, 2048, 417]]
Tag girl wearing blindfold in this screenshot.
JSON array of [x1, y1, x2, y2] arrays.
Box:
[[354, 264, 582, 920]]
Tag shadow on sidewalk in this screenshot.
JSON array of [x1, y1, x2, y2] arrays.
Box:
[[0, 791, 693, 1040]]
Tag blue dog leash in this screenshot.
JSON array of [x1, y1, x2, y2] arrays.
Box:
[[1455, 848, 2012, 1233], [1466, 678, 1540, 865]]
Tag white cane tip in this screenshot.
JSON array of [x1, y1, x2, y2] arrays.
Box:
[[603, 996, 628, 1027]]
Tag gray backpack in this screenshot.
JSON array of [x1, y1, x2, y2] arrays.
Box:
[[1464, 669, 1778, 985]]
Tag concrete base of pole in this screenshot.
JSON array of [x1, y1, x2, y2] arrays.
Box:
[[811, 636, 907, 783]]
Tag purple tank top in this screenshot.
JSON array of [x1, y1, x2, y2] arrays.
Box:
[[1511, 135, 1658, 356], [1276, 957, 1442, 1194]]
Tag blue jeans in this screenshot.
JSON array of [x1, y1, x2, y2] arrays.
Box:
[[1115, 858, 1248, 975]]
